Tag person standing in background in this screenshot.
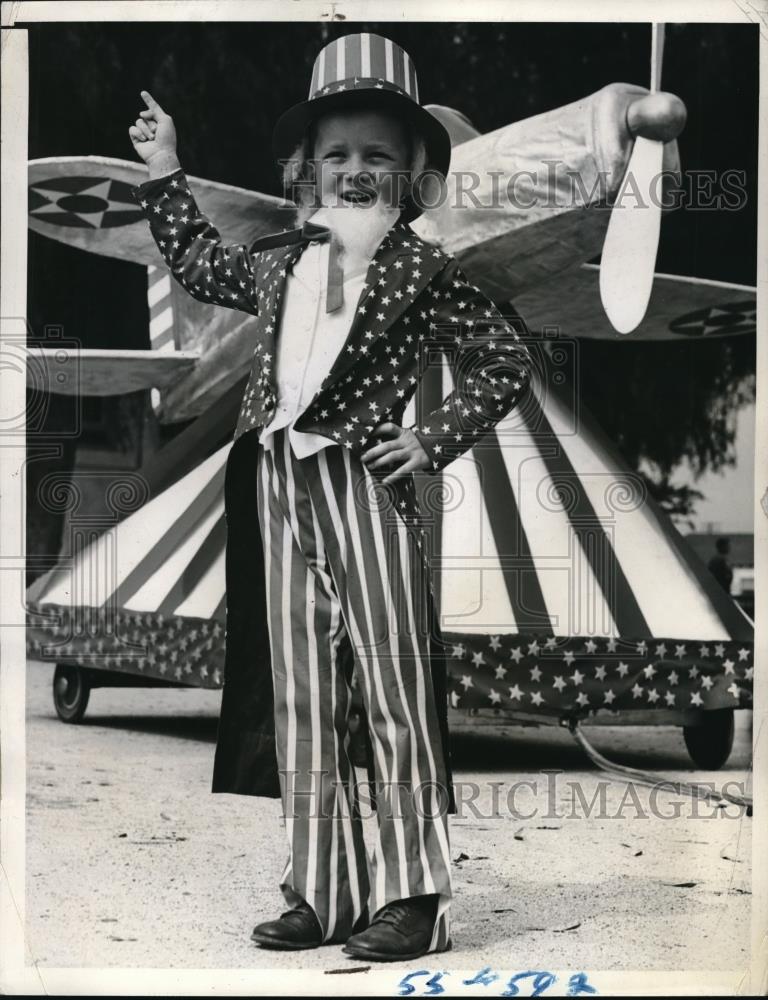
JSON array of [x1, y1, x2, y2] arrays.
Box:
[[708, 536, 733, 594]]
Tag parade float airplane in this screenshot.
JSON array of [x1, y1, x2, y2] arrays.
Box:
[[26, 80, 755, 769]]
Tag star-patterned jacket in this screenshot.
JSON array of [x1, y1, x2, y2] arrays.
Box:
[[132, 168, 534, 481]]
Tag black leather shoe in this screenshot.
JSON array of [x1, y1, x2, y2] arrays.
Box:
[[342, 894, 440, 961], [251, 901, 323, 950]]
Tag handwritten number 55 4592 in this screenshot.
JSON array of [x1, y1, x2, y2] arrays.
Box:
[[396, 969, 597, 997]]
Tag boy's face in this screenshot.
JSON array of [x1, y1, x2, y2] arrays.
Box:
[[312, 110, 412, 211]]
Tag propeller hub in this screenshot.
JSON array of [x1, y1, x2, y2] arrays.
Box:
[[627, 91, 687, 142]]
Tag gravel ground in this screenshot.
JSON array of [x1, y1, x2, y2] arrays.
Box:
[[23, 658, 752, 983]]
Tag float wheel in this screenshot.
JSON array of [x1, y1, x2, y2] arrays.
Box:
[[683, 709, 735, 769], [52, 664, 91, 723]]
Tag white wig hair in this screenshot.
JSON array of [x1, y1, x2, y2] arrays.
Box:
[[281, 119, 429, 224]]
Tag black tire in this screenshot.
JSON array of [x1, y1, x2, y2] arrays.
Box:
[[683, 709, 735, 769], [53, 664, 91, 723]]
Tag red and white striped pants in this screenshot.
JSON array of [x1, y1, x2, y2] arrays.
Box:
[[256, 428, 452, 951]]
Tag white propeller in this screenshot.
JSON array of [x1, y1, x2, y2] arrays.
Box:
[[599, 24, 669, 334]]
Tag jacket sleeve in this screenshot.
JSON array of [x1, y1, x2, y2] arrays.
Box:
[[131, 166, 261, 316], [410, 256, 534, 473]]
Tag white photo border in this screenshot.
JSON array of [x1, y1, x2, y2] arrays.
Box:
[[1, 0, 766, 994]]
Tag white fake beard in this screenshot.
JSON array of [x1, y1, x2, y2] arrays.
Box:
[[311, 197, 401, 274]]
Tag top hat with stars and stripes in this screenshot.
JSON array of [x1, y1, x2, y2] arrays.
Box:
[[272, 32, 452, 181]]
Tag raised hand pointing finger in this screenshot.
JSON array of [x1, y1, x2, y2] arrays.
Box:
[[141, 89, 163, 116], [129, 89, 178, 169]]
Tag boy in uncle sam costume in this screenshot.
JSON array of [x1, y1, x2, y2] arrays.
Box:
[[129, 32, 533, 961]]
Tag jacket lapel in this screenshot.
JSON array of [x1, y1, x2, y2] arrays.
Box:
[[251, 241, 303, 375]]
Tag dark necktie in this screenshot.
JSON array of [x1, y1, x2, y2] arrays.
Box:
[[301, 221, 344, 314]]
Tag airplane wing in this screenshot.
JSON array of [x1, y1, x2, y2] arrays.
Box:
[[28, 156, 297, 265], [27, 250, 257, 417], [514, 263, 756, 340], [27, 347, 201, 396]]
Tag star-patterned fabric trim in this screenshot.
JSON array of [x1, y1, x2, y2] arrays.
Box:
[[441, 632, 754, 714], [130, 167, 535, 480], [26, 600, 753, 712], [311, 76, 412, 100], [26, 602, 225, 689]]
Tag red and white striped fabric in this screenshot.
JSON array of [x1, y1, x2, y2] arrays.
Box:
[[146, 263, 177, 413], [256, 427, 451, 951], [309, 33, 419, 100]]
